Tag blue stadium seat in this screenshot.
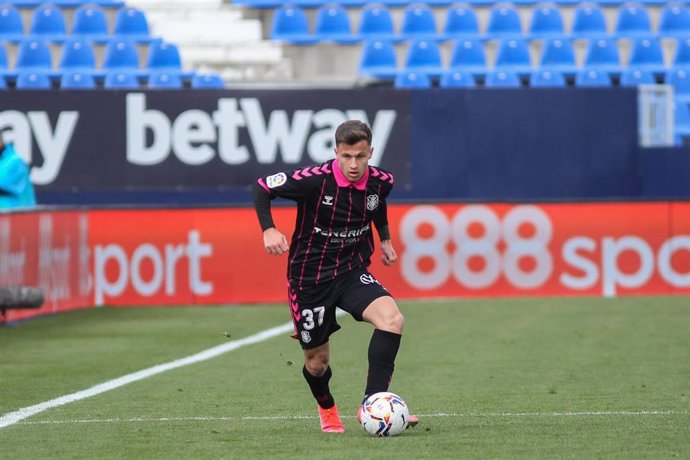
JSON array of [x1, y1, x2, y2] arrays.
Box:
[[191, 73, 224, 89], [60, 37, 97, 74], [104, 71, 139, 89], [16, 72, 52, 89], [359, 38, 398, 79], [443, 3, 480, 40], [571, 3, 608, 39], [102, 38, 142, 76], [113, 7, 153, 43], [15, 38, 53, 75], [29, 3, 68, 43], [674, 37, 690, 67], [94, 0, 126, 7], [539, 37, 577, 75], [486, 4, 522, 39], [575, 68, 611, 86], [358, 4, 397, 41], [448, 38, 487, 77], [658, 4, 690, 39], [530, 69, 567, 87], [71, 4, 110, 44], [0, 44, 7, 76], [270, 5, 318, 44], [628, 37, 665, 74], [147, 41, 193, 78], [0, 76, 6, 89], [495, 38, 532, 76], [667, 68, 690, 102], [60, 71, 96, 89], [485, 69, 521, 87], [0, 4, 24, 43], [619, 68, 655, 86], [394, 70, 432, 88], [148, 71, 183, 89], [439, 69, 476, 87], [614, 3, 652, 38], [583, 38, 622, 75], [314, 3, 359, 44], [400, 3, 438, 40], [528, 3, 565, 39], [405, 39, 443, 76]]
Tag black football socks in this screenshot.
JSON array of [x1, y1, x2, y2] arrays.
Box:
[[303, 365, 335, 409], [364, 329, 402, 401]]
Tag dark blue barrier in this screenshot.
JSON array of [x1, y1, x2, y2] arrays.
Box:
[[640, 146, 690, 198], [0, 88, 677, 204]]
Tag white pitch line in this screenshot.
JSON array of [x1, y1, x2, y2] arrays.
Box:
[[15, 410, 689, 426], [0, 319, 298, 429]]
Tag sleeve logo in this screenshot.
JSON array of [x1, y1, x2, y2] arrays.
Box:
[[266, 173, 287, 188]]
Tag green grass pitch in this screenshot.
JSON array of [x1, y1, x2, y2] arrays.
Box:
[[1, 297, 689, 459]]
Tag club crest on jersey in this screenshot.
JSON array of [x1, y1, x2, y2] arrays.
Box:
[[366, 194, 379, 211], [266, 173, 287, 188], [322, 195, 334, 206]]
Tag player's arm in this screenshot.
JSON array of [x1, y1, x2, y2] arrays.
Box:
[[372, 187, 397, 266], [252, 179, 289, 256]]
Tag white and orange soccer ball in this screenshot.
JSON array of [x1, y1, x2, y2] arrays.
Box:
[[359, 392, 410, 437]]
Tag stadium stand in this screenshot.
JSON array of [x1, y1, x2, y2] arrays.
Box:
[[530, 68, 567, 86], [485, 69, 522, 87], [439, 69, 477, 87], [394, 69, 432, 87]]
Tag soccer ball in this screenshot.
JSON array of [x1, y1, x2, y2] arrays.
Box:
[[359, 392, 410, 437]]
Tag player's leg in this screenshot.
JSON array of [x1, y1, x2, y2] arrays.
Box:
[[302, 342, 345, 433]]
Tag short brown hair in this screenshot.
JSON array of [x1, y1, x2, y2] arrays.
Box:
[[335, 120, 372, 146]]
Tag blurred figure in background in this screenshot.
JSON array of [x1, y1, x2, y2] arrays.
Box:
[[0, 127, 36, 210]]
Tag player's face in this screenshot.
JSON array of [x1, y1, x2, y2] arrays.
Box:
[[334, 140, 373, 183]]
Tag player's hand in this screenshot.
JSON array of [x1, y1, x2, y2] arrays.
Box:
[[380, 239, 398, 266], [263, 228, 289, 256]]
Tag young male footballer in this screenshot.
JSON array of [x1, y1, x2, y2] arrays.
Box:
[[253, 120, 418, 433]]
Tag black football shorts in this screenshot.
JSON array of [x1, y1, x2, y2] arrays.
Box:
[[287, 267, 392, 349]]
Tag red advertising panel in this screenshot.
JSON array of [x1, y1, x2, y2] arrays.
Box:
[[1, 211, 91, 322]]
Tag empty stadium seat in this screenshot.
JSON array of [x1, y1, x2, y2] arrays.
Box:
[[104, 71, 139, 89], [60, 71, 96, 89], [674, 100, 690, 144], [148, 72, 183, 89], [191, 73, 224, 89], [0, 4, 24, 43], [448, 38, 487, 77], [394, 70, 432, 88], [314, 3, 359, 43], [614, 3, 652, 38], [60, 37, 96, 74], [658, 4, 690, 38], [405, 39, 443, 76], [147, 41, 193, 78], [575, 68, 611, 86], [443, 3, 480, 39], [486, 4, 523, 39], [619, 68, 655, 86], [359, 38, 398, 79], [16, 72, 52, 89], [583, 38, 622, 74], [539, 37, 578, 75], [530, 69, 567, 87], [628, 37, 666, 74], [270, 5, 318, 44], [665, 68, 690, 101], [485, 69, 522, 87], [15, 38, 53, 74], [30, 3, 67, 43], [439, 69, 476, 87], [0, 44, 7, 76], [400, 3, 438, 39], [102, 38, 142, 75], [71, 4, 110, 44], [0, 76, 5, 89], [358, 4, 397, 41], [528, 3, 565, 39], [674, 37, 690, 67], [571, 3, 608, 39], [113, 7, 152, 43], [495, 38, 532, 75]]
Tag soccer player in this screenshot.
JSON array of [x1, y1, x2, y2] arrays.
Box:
[[253, 120, 418, 433]]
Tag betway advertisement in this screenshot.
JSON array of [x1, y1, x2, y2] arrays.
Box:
[[0, 90, 410, 190], [3, 202, 688, 322]]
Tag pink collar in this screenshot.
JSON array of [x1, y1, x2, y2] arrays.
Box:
[[332, 159, 368, 190]]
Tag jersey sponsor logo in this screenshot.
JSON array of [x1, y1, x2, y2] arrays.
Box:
[[266, 172, 287, 188], [313, 223, 371, 239], [322, 195, 334, 206], [301, 331, 312, 343], [360, 274, 380, 285], [366, 194, 379, 211]]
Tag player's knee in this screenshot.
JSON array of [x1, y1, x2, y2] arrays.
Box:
[[305, 355, 329, 376], [383, 311, 405, 334]]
